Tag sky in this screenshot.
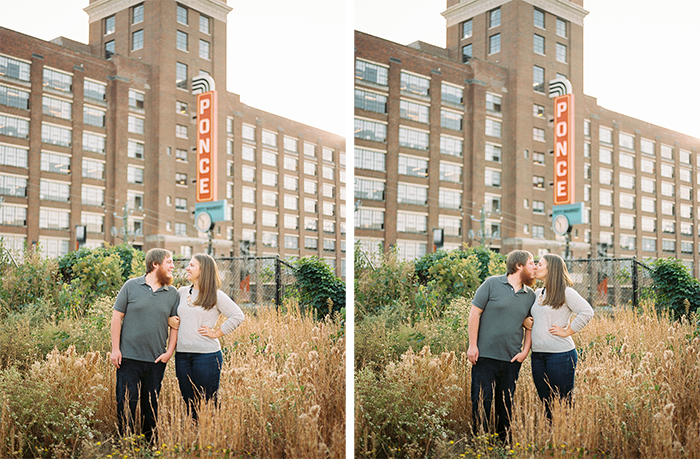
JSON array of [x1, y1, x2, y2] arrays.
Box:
[[0, 0, 349, 137], [354, 0, 700, 140]]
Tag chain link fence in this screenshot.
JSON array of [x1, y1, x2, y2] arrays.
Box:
[[565, 257, 654, 309], [174, 256, 297, 307]]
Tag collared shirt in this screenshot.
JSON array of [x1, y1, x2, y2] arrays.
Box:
[[114, 275, 179, 362], [472, 274, 536, 361]]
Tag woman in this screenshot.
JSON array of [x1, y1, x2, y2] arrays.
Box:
[[169, 253, 245, 419], [529, 253, 593, 419]]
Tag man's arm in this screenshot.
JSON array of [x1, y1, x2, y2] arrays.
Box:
[[155, 327, 178, 364], [467, 305, 483, 365], [110, 310, 125, 368], [512, 328, 532, 363]]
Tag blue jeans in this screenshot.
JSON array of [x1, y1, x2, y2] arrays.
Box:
[[175, 351, 223, 419], [115, 358, 167, 442], [471, 357, 522, 440], [531, 349, 578, 419]]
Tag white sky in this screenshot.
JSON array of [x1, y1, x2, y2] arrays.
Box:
[[0, 0, 348, 137], [355, 0, 700, 140]]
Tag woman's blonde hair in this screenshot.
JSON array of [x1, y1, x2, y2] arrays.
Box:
[[541, 253, 573, 309], [191, 253, 221, 310]]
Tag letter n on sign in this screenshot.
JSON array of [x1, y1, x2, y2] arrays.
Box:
[[196, 91, 218, 202], [553, 93, 574, 205]]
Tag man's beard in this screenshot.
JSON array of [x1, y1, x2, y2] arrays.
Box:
[[156, 265, 173, 286], [522, 267, 536, 288]]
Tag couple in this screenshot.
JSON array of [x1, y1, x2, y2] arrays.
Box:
[[468, 250, 594, 440], [110, 249, 245, 441]]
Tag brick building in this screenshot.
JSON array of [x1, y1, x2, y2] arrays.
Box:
[[355, 0, 700, 273], [0, 0, 346, 276]]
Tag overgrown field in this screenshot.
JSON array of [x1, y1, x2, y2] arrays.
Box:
[[0, 245, 345, 458], [355, 246, 700, 458]]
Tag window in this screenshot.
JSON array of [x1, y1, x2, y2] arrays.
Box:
[[533, 104, 545, 118], [177, 4, 188, 25], [620, 193, 635, 210], [0, 174, 27, 197], [681, 204, 693, 219], [533, 225, 545, 238], [283, 136, 298, 153], [485, 143, 501, 162], [556, 43, 567, 63], [283, 195, 298, 211], [174, 223, 187, 236], [437, 189, 460, 210], [354, 118, 387, 142], [620, 214, 635, 230], [534, 34, 545, 54], [441, 109, 463, 131], [175, 148, 187, 162], [355, 60, 388, 86], [439, 136, 462, 157], [641, 178, 655, 193], [105, 41, 115, 59], [442, 83, 463, 105], [642, 238, 656, 252], [132, 30, 144, 51], [599, 169, 612, 185], [261, 130, 277, 148], [83, 132, 105, 153], [84, 106, 106, 127], [619, 172, 635, 189], [0, 56, 30, 82], [304, 161, 316, 176], [127, 191, 143, 210], [642, 217, 656, 233], [304, 142, 316, 157], [39, 208, 70, 230], [41, 152, 70, 174], [534, 9, 545, 28], [322, 166, 333, 180], [462, 44, 473, 63], [661, 201, 675, 216], [241, 187, 255, 204], [399, 127, 429, 150], [599, 189, 613, 207], [261, 170, 277, 187], [661, 182, 674, 197], [176, 31, 188, 51], [533, 200, 545, 214], [262, 211, 277, 227], [128, 89, 145, 109], [599, 210, 613, 228], [175, 124, 187, 139], [42, 96, 72, 120], [660, 163, 674, 178], [397, 183, 427, 206], [262, 151, 277, 167], [486, 93, 502, 113], [400, 99, 429, 122], [641, 138, 655, 156], [440, 162, 462, 183], [304, 198, 317, 213], [533, 152, 545, 165], [556, 18, 567, 37], [43, 68, 72, 93], [105, 15, 115, 34], [490, 8, 501, 27], [284, 235, 299, 250], [199, 40, 210, 59], [533, 66, 544, 92], [489, 34, 501, 54], [681, 222, 693, 236], [397, 212, 427, 233], [0, 205, 27, 227], [176, 62, 187, 89], [283, 155, 298, 171], [620, 235, 635, 251], [533, 176, 545, 189], [661, 144, 673, 160], [40, 179, 70, 202], [323, 202, 335, 217], [323, 221, 336, 234], [85, 80, 106, 101], [262, 190, 277, 207], [175, 197, 187, 211], [41, 123, 71, 147], [400, 72, 430, 96], [132, 3, 144, 24], [662, 219, 675, 234], [125, 140, 143, 160], [355, 148, 385, 171], [486, 169, 501, 187], [662, 240, 675, 253], [485, 119, 501, 138], [0, 85, 29, 110], [284, 175, 298, 191], [598, 148, 612, 165], [398, 155, 428, 177], [533, 128, 545, 142], [0, 144, 28, 168], [462, 19, 473, 38], [242, 124, 255, 142], [619, 153, 635, 169], [680, 168, 692, 183], [241, 166, 255, 183], [200, 14, 210, 34], [680, 149, 691, 165], [127, 166, 144, 184], [357, 89, 388, 114], [322, 147, 334, 163]]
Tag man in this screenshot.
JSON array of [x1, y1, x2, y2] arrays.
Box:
[[468, 250, 536, 441], [110, 248, 179, 442]]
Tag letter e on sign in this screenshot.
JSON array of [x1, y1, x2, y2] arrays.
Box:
[[196, 91, 218, 202], [553, 94, 574, 205]]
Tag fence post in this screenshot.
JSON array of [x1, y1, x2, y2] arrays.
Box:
[[275, 256, 281, 310], [632, 256, 638, 308]]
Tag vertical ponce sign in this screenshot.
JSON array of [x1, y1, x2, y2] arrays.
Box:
[[553, 93, 574, 205], [196, 91, 218, 202]]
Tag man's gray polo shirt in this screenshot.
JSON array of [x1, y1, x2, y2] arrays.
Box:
[[114, 276, 179, 362], [472, 274, 535, 362]]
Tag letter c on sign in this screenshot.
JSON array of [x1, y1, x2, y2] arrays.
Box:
[[199, 158, 210, 173]]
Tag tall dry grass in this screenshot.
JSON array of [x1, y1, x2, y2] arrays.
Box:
[[1, 304, 345, 458], [357, 304, 700, 458]]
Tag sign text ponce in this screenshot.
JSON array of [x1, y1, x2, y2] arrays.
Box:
[[196, 91, 218, 202], [553, 93, 574, 205]]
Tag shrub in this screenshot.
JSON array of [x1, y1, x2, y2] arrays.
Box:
[[292, 256, 345, 319], [648, 257, 700, 319], [0, 248, 61, 316]]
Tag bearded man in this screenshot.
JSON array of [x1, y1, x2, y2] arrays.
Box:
[[467, 250, 536, 441], [110, 248, 179, 442]]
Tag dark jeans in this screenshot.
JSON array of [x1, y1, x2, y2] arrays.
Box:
[[531, 349, 578, 419], [175, 351, 223, 420], [115, 358, 167, 442], [471, 357, 522, 440]]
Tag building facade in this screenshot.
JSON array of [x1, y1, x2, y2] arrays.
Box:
[[355, 0, 700, 274], [0, 0, 346, 276]]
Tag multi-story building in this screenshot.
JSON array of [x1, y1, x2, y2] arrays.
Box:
[[0, 0, 346, 276], [355, 0, 700, 274]]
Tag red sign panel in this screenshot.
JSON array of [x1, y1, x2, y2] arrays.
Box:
[[196, 91, 218, 202], [553, 94, 574, 205]]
